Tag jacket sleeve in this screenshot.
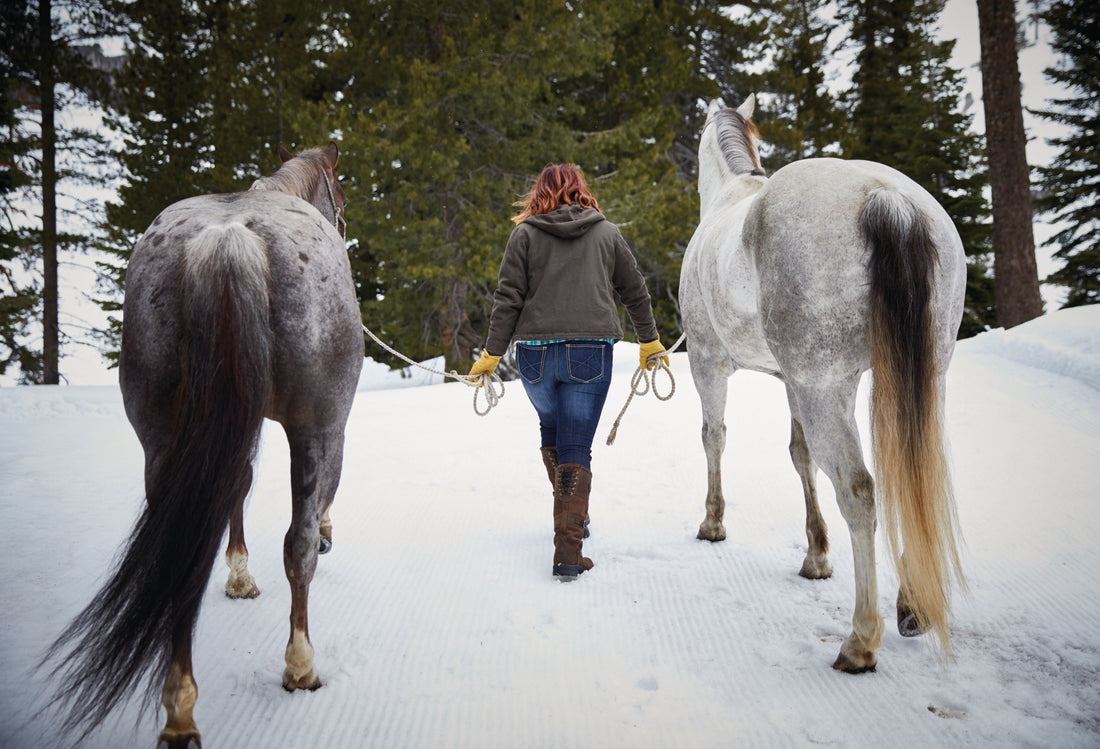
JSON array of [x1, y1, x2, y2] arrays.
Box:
[[485, 227, 529, 356], [610, 231, 659, 343]]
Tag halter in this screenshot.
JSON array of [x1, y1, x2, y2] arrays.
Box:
[[324, 171, 346, 238]]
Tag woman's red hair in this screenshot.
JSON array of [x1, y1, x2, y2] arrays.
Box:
[[513, 163, 601, 224]]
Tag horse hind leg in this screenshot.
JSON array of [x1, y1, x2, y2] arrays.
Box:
[[794, 382, 884, 673], [896, 555, 925, 637], [224, 484, 260, 599], [788, 411, 832, 579], [281, 431, 344, 691], [158, 640, 200, 748]]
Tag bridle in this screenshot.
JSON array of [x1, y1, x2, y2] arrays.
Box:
[[323, 170, 346, 239]]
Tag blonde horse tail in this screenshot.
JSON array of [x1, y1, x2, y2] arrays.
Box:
[[862, 189, 964, 660]]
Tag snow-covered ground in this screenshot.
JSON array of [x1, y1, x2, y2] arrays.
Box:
[[2, 306, 1099, 748]]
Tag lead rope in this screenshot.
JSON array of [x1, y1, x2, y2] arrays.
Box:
[[605, 332, 687, 446], [361, 323, 504, 416], [360, 321, 686, 426]]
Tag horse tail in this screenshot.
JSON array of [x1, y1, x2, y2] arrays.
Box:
[[43, 222, 272, 732], [862, 188, 964, 659]]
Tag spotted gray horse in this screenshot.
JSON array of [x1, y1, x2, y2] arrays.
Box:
[[44, 142, 363, 747]]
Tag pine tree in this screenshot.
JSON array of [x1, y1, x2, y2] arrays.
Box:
[[324, 0, 627, 372], [570, 0, 763, 343], [755, 0, 845, 166], [93, 0, 339, 362], [1, 1, 42, 380], [1034, 0, 1100, 308], [1, 0, 114, 383], [92, 0, 210, 364], [321, 0, 763, 371], [839, 0, 996, 337], [977, 0, 1043, 328]]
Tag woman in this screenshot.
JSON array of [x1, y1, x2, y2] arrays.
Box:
[[468, 164, 668, 580]]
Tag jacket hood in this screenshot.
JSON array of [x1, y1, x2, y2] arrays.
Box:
[[523, 204, 606, 239]]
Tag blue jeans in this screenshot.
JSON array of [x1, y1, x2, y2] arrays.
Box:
[[515, 341, 613, 469]]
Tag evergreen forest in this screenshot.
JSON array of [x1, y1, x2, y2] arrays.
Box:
[[4, 0, 1094, 382]]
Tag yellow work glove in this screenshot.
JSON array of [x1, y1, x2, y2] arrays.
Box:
[[639, 339, 669, 371], [467, 351, 502, 386]]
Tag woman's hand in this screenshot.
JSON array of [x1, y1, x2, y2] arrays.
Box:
[[639, 339, 669, 370], [467, 351, 502, 385]]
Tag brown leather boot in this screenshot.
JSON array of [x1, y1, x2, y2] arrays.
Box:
[[553, 463, 594, 579], [542, 447, 589, 539], [540, 446, 558, 485]]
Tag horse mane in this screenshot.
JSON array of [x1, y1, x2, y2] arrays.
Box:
[[249, 148, 329, 200], [713, 108, 766, 177]]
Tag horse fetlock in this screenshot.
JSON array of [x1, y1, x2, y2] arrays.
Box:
[[224, 549, 260, 598], [160, 663, 199, 747], [283, 629, 321, 691]]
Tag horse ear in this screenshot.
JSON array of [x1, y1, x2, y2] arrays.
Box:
[[277, 143, 294, 163], [736, 94, 756, 121], [707, 99, 725, 117], [325, 140, 339, 169]]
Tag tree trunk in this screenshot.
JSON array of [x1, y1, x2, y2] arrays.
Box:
[[976, 0, 1043, 329], [38, 0, 59, 383]]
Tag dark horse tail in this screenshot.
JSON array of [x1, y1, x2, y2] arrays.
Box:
[[43, 222, 272, 734], [862, 189, 964, 660]]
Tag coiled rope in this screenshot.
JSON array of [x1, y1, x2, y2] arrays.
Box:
[[605, 332, 687, 446], [361, 323, 504, 416]]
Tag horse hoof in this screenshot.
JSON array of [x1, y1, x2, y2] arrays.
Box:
[[799, 556, 833, 580], [898, 612, 925, 638], [832, 651, 877, 674], [157, 730, 202, 749], [282, 669, 322, 692], [319, 535, 332, 554], [697, 523, 726, 542], [225, 582, 260, 599], [224, 573, 260, 599]]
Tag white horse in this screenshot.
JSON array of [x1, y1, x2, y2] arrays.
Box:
[[680, 96, 967, 672]]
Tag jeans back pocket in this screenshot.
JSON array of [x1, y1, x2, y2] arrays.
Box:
[[565, 343, 607, 384], [515, 344, 547, 384]]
